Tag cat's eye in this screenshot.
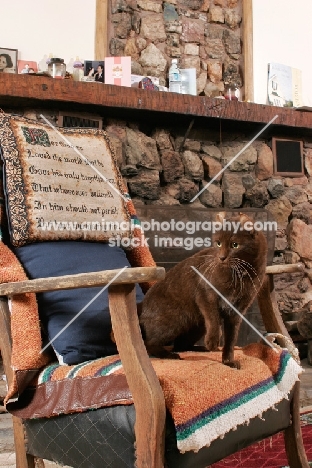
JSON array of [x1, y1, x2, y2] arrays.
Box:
[[216, 240, 222, 247], [231, 242, 239, 248]]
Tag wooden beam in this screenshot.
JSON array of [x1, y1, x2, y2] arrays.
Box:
[[2, 75, 312, 132], [242, 0, 254, 102], [95, 0, 108, 60]]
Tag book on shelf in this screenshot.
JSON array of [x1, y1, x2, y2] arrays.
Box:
[[267, 62, 303, 108]]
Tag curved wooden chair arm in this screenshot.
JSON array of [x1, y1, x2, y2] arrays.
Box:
[[265, 263, 305, 275], [259, 263, 305, 337], [258, 275, 291, 338], [0, 266, 165, 296]]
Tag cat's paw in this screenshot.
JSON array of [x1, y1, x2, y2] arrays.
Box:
[[223, 359, 241, 369], [167, 352, 181, 360], [146, 344, 181, 359], [157, 350, 181, 359], [204, 337, 219, 351]]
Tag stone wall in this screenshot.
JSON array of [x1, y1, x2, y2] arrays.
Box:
[[106, 0, 312, 344], [101, 116, 312, 319], [109, 0, 243, 96]]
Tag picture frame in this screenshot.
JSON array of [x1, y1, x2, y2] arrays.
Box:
[[0, 47, 18, 74], [272, 137, 304, 177], [17, 60, 38, 74], [83, 60, 104, 82]]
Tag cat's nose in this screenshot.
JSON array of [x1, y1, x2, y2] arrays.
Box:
[[219, 254, 227, 261]]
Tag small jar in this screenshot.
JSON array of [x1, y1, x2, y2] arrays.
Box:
[[48, 58, 66, 79], [224, 82, 241, 101]]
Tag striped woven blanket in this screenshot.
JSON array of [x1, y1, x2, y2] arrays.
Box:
[[34, 343, 301, 454]]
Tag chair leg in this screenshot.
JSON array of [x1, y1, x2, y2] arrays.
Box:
[[12, 416, 44, 468], [284, 381, 310, 468], [34, 458, 45, 467]]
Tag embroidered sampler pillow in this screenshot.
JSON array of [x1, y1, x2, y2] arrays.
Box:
[[0, 113, 132, 247], [0, 113, 152, 367]]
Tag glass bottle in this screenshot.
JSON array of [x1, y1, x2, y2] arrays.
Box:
[[48, 58, 66, 79], [169, 59, 182, 94], [72, 58, 84, 82]]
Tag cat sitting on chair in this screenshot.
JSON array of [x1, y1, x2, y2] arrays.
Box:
[[139, 212, 268, 369]]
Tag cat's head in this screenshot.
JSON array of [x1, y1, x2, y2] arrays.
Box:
[[211, 212, 267, 269]]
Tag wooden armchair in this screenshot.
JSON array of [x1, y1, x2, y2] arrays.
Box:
[[0, 113, 309, 467], [0, 247, 309, 468], [0, 206, 309, 468]]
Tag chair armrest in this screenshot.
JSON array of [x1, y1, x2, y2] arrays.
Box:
[[258, 263, 305, 337], [0, 266, 165, 296], [265, 263, 305, 274]]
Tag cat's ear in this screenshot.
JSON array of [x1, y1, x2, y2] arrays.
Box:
[[216, 211, 226, 223], [239, 212, 254, 233]]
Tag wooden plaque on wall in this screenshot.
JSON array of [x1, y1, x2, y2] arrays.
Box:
[[272, 137, 304, 177]]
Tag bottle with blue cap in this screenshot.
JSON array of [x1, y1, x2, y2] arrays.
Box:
[[168, 59, 182, 93]]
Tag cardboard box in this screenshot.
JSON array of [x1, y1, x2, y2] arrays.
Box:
[[181, 68, 197, 96], [105, 57, 131, 87]]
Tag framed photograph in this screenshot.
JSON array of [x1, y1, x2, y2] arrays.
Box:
[[0, 47, 18, 74], [18, 60, 38, 74], [272, 137, 304, 177], [83, 60, 104, 82]]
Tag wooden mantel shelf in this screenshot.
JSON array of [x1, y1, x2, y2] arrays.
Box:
[[0, 74, 312, 136]]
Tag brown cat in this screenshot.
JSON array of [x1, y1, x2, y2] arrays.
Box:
[[139, 212, 268, 368]]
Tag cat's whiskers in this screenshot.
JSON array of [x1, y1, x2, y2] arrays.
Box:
[[196, 254, 218, 273], [235, 266, 245, 294], [227, 259, 239, 289], [195, 257, 219, 293], [234, 258, 262, 283], [237, 258, 261, 286], [200, 260, 219, 282], [229, 261, 245, 296], [194, 254, 215, 260], [229, 267, 237, 289], [231, 258, 260, 295]]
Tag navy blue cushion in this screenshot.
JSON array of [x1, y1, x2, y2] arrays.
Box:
[[14, 242, 144, 365]]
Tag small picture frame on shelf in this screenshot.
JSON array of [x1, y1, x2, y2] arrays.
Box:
[[83, 60, 104, 82], [18, 60, 38, 74], [0, 47, 18, 74]]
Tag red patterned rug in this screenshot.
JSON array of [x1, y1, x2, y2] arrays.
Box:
[[211, 412, 312, 468]]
